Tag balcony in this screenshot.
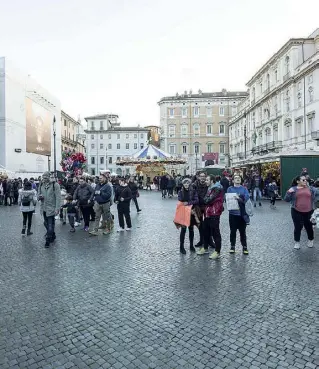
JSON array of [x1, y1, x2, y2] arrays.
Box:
[[251, 141, 282, 154], [311, 130, 319, 140], [283, 72, 290, 82]]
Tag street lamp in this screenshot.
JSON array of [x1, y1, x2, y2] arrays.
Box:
[[244, 111, 247, 160], [53, 115, 57, 176]]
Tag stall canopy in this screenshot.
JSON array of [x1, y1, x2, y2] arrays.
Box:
[[116, 144, 186, 166]]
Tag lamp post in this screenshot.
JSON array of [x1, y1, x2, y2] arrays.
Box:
[[53, 116, 57, 176], [244, 111, 247, 160], [195, 145, 199, 172]]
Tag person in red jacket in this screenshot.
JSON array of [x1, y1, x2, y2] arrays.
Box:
[[197, 175, 224, 259]]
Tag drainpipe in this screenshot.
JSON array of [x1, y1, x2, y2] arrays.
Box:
[[302, 41, 307, 149]]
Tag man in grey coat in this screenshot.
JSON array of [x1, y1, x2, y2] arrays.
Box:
[[38, 172, 61, 248]]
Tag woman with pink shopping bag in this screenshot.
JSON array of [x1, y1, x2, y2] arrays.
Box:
[[174, 178, 200, 254]]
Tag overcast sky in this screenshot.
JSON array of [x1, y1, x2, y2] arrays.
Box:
[[1, 0, 318, 127]]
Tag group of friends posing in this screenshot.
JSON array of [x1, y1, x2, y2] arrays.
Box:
[[15, 171, 142, 248], [176, 172, 250, 259]]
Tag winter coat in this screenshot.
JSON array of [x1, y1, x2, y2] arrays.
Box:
[[128, 182, 138, 197], [62, 202, 77, 214], [18, 189, 37, 212], [167, 178, 176, 189], [204, 182, 224, 217], [220, 177, 230, 193], [193, 180, 208, 206], [94, 182, 112, 204], [115, 185, 132, 204], [160, 176, 168, 190], [284, 186, 319, 210], [73, 183, 94, 206], [178, 186, 199, 206], [38, 181, 62, 217]]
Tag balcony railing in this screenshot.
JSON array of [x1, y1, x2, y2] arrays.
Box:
[[264, 87, 270, 95], [283, 72, 291, 82], [311, 130, 319, 140], [251, 141, 282, 154]]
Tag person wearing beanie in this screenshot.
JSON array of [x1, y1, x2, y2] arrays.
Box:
[[177, 178, 199, 254], [38, 172, 61, 248], [18, 181, 37, 236]]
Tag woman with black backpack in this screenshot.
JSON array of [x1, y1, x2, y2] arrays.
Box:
[[18, 181, 37, 236]]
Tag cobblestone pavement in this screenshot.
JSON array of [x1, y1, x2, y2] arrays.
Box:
[[0, 192, 318, 369]]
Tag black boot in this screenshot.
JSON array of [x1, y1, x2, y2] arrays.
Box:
[[21, 226, 26, 236], [189, 227, 195, 252], [180, 244, 186, 254], [180, 228, 186, 254], [27, 229, 33, 236]]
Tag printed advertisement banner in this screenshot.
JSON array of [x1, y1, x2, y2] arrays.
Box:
[[26, 98, 52, 156], [202, 152, 219, 163]]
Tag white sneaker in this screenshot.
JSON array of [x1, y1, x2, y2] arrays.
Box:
[[307, 240, 314, 248], [294, 242, 300, 250], [126, 228, 132, 231], [74, 222, 80, 227], [117, 228, 125, 232]]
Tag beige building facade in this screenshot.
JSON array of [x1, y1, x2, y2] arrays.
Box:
[[158, 90, 248, 173], [61, 111, 86, 154]]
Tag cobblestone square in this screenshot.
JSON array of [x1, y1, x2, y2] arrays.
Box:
[[0, 192, 318, 368]]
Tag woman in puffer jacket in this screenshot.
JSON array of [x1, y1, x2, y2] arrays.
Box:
[[197, 175, 224, 259], [18, 181, 37, 236]]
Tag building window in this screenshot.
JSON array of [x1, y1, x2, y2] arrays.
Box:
[[100, 121, 104, 130], [193, 124, 200, 137], [100, 156, 104, 164], [134, 133, 137, 138], [206, 107, 212, 117], [194, 106, 200, 117], [91, 121, 95, 130], [308, 74, 313, 84], [252, 87, 256, 101], [219, 124, 225, 135], [100, 143, 103, 149], [140, 143, 144, 149], [91, 144, 95, 149], [219, 106, 224, 116], [295, 120, 302, 137], [141, 133, 144, 138], [117, 157, 120, 161], [126, 134, 129, 139], [181, 125, 188, 137], [169, 108, 174, 118], [309, 87, 314, 102], [286, 124, 292, 139], [206, 125, 212, 135], [285, 56, 290, 75], [108, 144, 112, 149], [207, 143, 213, 153], [297, 93, 302, 108], [134, 143, 137, 150], [100, 134, 103, 139], [260, 82, 263, 94], [91, 168, 95, 175], [72, 134, 74, 141], [231, 106, 237, 116], [117, 143, 120, 149], [182, 107, 188, 118], [169, 144, 176, 154], [126, 143, 129, 150], [194, 143, 200, 154], [91, 157, 95, 164], [109, 157, 112, 164], [182, 144, 187, 154], [275, 69, 278, 82], [64, 119, 67, 127], [91, 134, 94, 139], [219, 143, 225, 154], [108, 134, 111, 139], [267, 74, 270, 89], [168, 125, 176, 138]]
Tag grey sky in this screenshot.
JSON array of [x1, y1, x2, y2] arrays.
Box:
[[1, 0, 318, 127]]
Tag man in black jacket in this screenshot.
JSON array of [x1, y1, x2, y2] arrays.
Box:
[[193, 172, 208, 247], [128, 177, 141, 212], [115, 177, 132, 231], [89, 174, 113, 235]]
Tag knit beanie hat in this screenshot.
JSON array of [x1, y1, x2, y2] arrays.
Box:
[[182, 178, 192, 186]]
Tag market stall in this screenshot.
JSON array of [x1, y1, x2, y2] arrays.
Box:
[[116, 144, 186, 180]]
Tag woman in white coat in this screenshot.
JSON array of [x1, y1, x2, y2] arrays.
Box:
[[18, 181, 37, 236]]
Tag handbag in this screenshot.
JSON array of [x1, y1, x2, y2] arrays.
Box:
[[173, 201, 192, 227]]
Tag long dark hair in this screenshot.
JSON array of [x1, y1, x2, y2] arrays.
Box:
[[23, 181, 32, 190]]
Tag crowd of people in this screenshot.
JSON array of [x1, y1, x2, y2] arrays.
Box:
[[1, 168, 318, 253]]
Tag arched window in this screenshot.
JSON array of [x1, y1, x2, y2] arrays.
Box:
[[309, 87, 314, 103], [193, 124, 200, 137], [181, 124, 188, 137], [285, 56, 290, 75], [297, 92, 302, 108], [181, 142, 188, 154], [207, 142, 213, 153], [194, 142, 200, 154]]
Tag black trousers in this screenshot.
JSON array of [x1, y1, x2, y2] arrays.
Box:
[[132, 196, 140, 211], [22, 211, 33, 229], [229, 214, 247, 248], [90, 206, 95, 221], [291, 208, 314, 242], [270, 195, 276, 205], [80, 206, 91, 227], [204, 216, 221, 252], [118, 202, 132, 229], [180, 226, 194, 247], [68, 214, 76, 228]]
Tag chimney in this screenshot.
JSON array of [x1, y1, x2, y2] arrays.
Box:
[[188, 89, 192, 97]]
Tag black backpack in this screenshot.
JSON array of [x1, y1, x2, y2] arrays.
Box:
[[21, 193, 33, 206]]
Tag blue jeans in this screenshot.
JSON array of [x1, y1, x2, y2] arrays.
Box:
[[253, 188, 262, 204], [43, 212, 56, 242]]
